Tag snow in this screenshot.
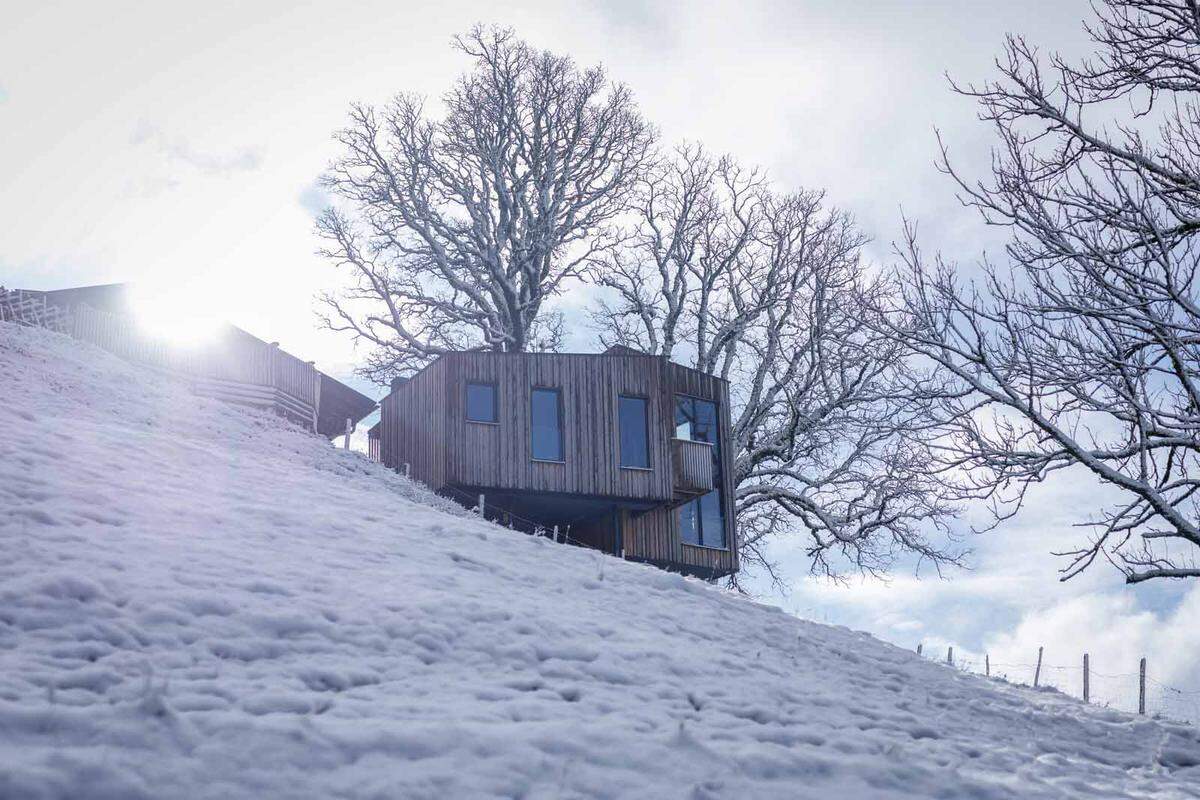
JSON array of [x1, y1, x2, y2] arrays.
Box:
[[1, 321, 1198, 800]]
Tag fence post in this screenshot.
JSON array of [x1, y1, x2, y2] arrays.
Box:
[[916, 643, 923, 656], [1139, 657, 1146, 715], [986, 654, 990, 677], [478, 493, 485, 518], [306, 360, 319, 432], [343, 417, 352, 450], [1083, 653, 1089, 703], [403, 462, 411, 478], [552, 525, 559, 543], [1034, 646, 1043, 688], [946, 646, 953, 666]]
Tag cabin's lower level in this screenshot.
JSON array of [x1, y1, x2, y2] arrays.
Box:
[[444, 486, 736, 580]]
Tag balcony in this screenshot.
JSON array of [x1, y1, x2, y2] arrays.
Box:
[[671, 437, 714, 501]]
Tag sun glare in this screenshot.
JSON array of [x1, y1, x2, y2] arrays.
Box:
[[129, 282, 225, 346]]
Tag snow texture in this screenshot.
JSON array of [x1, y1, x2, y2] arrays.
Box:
[[1, 321, 1198, 799]]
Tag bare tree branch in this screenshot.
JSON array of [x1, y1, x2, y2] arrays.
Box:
[[319, 26, 654, 380], [892, 0, 1200, 584], [590, 146, 966, 582]]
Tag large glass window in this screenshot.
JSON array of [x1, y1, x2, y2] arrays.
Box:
[[675, 395, 726, 548], [618, 395, 650, 469], [531, 388, 564, 461], [675, 395, 718, 445], [466, 382, 498, 423]]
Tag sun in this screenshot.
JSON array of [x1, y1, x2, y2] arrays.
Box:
[[127, 281, 226, 346]]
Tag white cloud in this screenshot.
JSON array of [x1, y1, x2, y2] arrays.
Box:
[[983, 587, 1200, 718], [130, 121, 264, 178]]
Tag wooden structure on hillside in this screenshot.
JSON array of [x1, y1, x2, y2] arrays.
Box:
[[379, 349, 738, 578], [4, 284, 376, 438]]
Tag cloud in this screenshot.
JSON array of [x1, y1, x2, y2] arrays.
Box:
[[130, 121, 264, 176], [981, 587, 1200, 718], [298, 180, 331, 218], [581, 0, 681, 50]]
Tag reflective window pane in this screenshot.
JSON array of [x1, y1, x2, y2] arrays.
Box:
[[675, 394, 726, 549], [693, 399, 717, 446], [679, 498, 701, 545], [531, 388, 563, 461], [675, 396, 693, 439], [618, 395, 650, 468], [466, 382, 497, 423], [698, 490, 725, 548]]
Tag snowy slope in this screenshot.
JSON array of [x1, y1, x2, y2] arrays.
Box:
[[1, 322, 1198, 800]]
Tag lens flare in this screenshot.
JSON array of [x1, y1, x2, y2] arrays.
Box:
[[128, 282, 224, 346]]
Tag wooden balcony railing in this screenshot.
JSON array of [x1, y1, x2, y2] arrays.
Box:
[[672, 437, 714, 500]]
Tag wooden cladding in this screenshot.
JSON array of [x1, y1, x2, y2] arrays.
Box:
[[680, 543, 736, 577], [671, 438, 714, 498], [380, 358, 448, 488], [623, 507, 737, 577], [379, 350, 739, 577], [68, 302, 324, 428], [71, 304, 318, 401], [667, 361, 738, 573], [443, 352, 675, 501]]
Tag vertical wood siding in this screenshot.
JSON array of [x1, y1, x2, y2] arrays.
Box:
[[622, 507, 679, 565], [378, 351, 739, 577], [380, 360, 447, 490], [442, 353, 674, 501], [671, 438, 715, 495], [72, 305, 319, 398], [662, 362, 739, 575], [679, 543, 736, 576], [70, 303, 323, 425]]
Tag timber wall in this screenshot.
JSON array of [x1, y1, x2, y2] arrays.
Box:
[[442, 352, 675, 501], [622, 361, 738, 575], [378, 351, 739, 577], [379, 359, 448, 490]]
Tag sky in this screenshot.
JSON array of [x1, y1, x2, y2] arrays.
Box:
[[3, 1, 1196, 718]]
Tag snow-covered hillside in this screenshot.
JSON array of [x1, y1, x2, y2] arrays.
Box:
[[1, 322, 1198, 800]]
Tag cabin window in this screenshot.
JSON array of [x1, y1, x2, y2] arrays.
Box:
[[466, 382, 498, 423], [675, 395, 726, 548], [617, 395, 650, 469], [530, 388, 564, 461]]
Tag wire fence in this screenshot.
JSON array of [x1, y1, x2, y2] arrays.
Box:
[[918, 643, 1200, 726], [393, 461, 1200, 729], [437, 483, 602, 552]]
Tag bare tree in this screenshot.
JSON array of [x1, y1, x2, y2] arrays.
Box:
[[319, 26, 654, 380], [590, 145, 964, 584], [893, 0, 1200, 584]]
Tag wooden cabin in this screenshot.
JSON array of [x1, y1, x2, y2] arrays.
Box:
[[378, 348, 738, 579]]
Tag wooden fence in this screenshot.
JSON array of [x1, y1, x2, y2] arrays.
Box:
[[2, 289, 321, 430], [0, 289, 71, 333]]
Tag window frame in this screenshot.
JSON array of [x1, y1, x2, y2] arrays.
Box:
[[464, 381, 499, 425], [674, 393, 728, 550], [529, 386, 565, 463], [616, 393, 652, 471]]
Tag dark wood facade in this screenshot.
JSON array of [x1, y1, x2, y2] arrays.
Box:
[[379, 350, 738, 578]]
